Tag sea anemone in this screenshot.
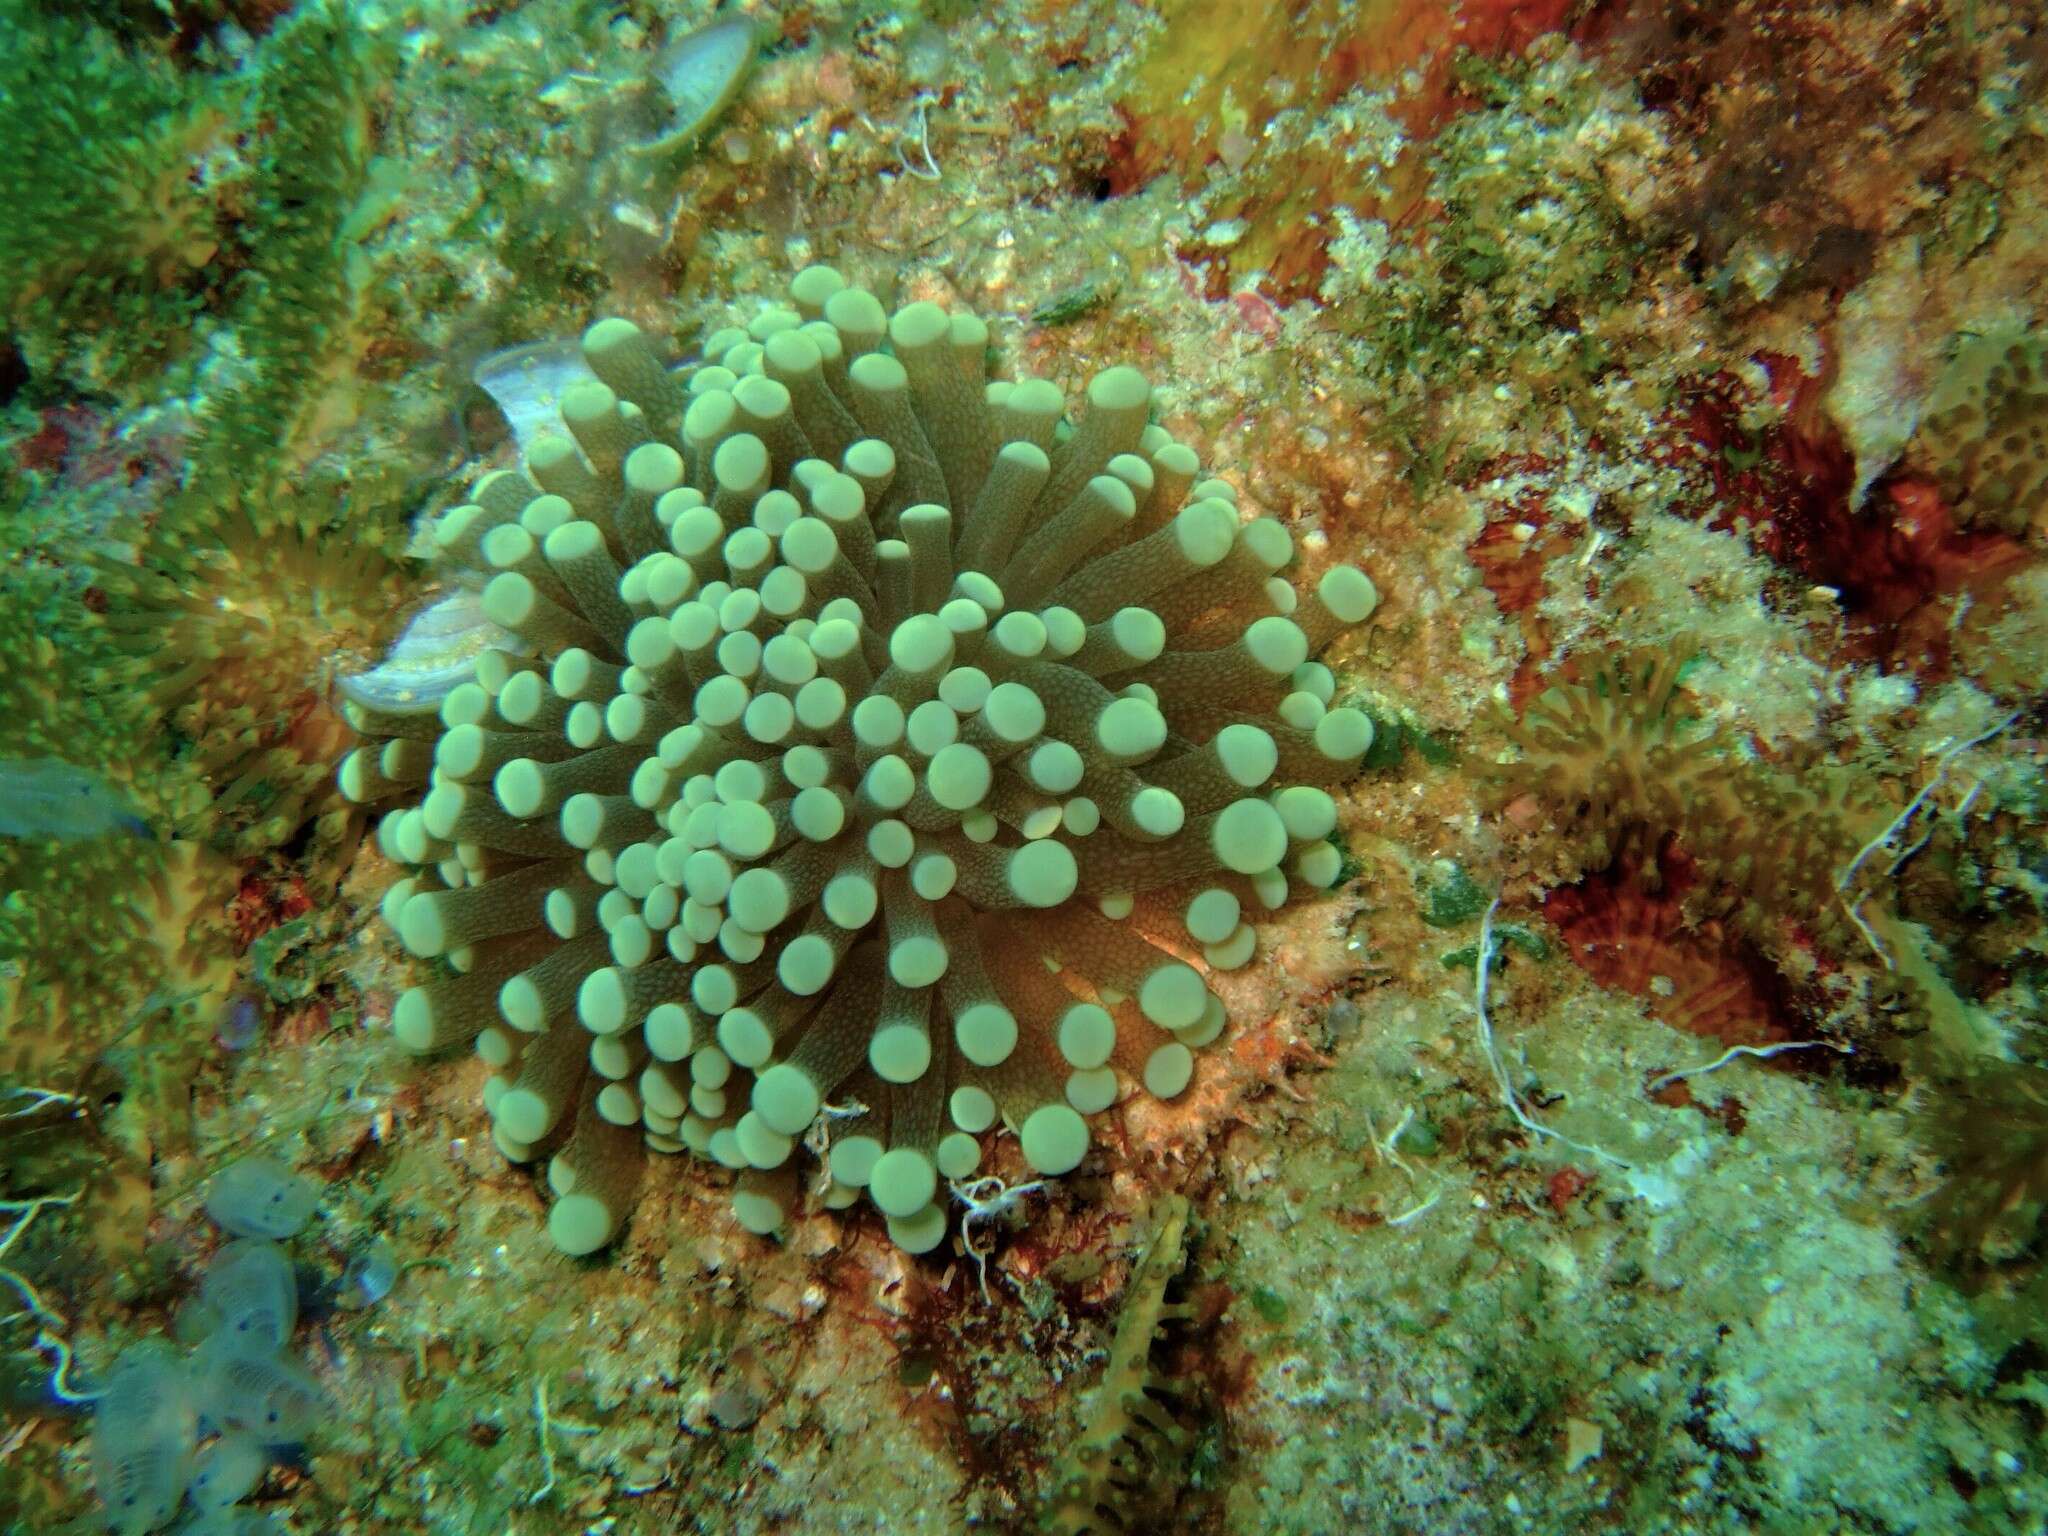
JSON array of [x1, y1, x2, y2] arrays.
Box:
[[345, 268, 1378, 1254], [94, 516, 403, 856]]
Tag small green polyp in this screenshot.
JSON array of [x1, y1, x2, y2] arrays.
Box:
[[1294, 841, 1343, 887], [1186, 887, 1240, 945], [888, 934, 948, 987], [717, 801, 776, 859], [1097, 696, 1166, 761], [1007, 839, 1078, 907], [1057, 1002, 1117, 1069], [1110, 606, 1165, 661], [727, 868, 790, 931], [1315, 707, 1374, 762], [1204, 923, 1257, 969], [1272, 785, 1338, 841], [753, 1062, 822, 1136], [732, 1177, 792, 1236], [992, 610, 1047, 658], [1213, 797, 1289, 875], [889, 613, 952, 676], [547, 1193, 619, 1257], [1319, 563, 1379, 623], [1065, 1067, 1118, 1114], [822, 872, 878, 928], [829, 1134, 883, 1188], [778, 933, 838, 994], [869, 1147, 938, 1217], [1129, 786, 1184, 837], [867, 818, 914, 867], [870, 1020, 932, 1082], [955, 1001, 1018, 1066], [1028, 740, 1084, 793], [791, 785, 846, 840], [852, 694, 905, 750], [1021, 1103, 1090, 1176], [735, 1112, 794, 1169], [716, 1007, 774, 1068], [395, 892, 451, 957], [982, 681, 1045, 743], [910, 851, 957, 900], [927, 742, 991, 810], [950, 1084, 998, 1132], [1144, 1042, 1195, 1098], [936, 1131, 982, 1179], [1138, 963, 1207, 1030], [577, 968, 633, 1034], [886, 1203, 948, 1254], [906, 699, 957, 756], [1245, 616, 1309, 675]]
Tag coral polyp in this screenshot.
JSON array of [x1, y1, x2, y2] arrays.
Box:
[[345, 268, 1378, 1254], [95, 522, 400, 856], [1917, 323, 2048, 537]]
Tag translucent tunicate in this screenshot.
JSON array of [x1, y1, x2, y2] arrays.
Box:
[[472, 340, 600, 452], [91, 1340, 197, 1536], [203, 1156, 319, 1240], [198, 1239, 298, 1353], [634, 16, 756, 160], [340, 1235, 398, 1308], [193, 1333, 330, 1447], [337, 590, 525, 719], [186, 1430, 268, 1511]]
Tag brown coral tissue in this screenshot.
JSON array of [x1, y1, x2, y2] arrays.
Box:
[[1490, 638, 1888, 954], [1543, 847, 1797, 1046], [1920, 1056, 2048, 1278]]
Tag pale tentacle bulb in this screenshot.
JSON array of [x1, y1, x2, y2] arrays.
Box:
[[342, 268, 1379, 1254]]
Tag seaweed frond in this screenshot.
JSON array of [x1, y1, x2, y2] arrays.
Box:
[[1917, 1053, 2048, 1281], [1041, 1194, 1196, 1535]]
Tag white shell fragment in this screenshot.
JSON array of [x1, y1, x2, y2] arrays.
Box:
[[473, 340, 600, 453], [337, 589, 525, 717], [633, 15, 756, 158]]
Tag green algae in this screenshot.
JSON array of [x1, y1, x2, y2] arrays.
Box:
[[1419, 861, 1489, 929]]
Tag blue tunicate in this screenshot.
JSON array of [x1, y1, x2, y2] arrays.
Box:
[[0, 756, 152, 842], [203, 1156, 320, 1240], [176, 1508, 286, 1536], [216, 994, 264, 1053], [340, 1236, 398, 1308]]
